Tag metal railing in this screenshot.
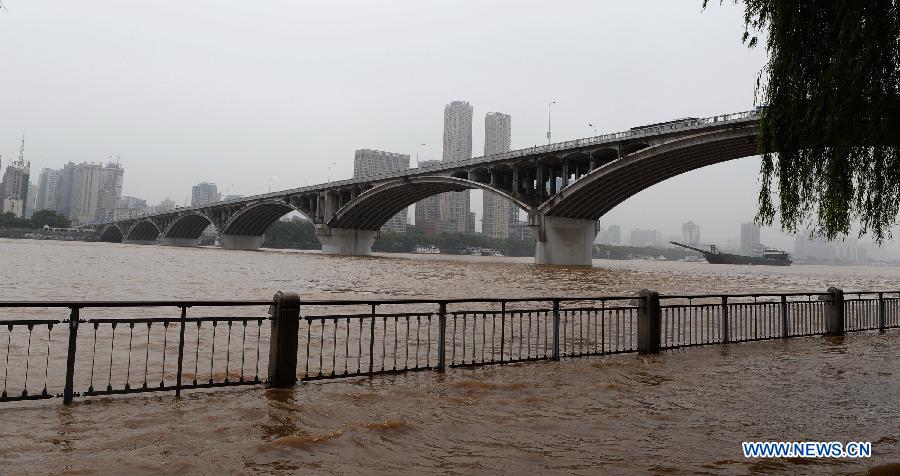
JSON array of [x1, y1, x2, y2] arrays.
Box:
[[0, 300, 271, 403], [289, 296, 636, 381], [1, 285, 897, 405]]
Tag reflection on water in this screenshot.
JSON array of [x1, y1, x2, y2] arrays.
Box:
[[1, 238, 899, 474]]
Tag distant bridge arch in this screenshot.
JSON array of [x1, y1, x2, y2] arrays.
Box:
[[328, 176, 532, 231], [124, 220, 161, 244], [98, 224, 124, 243], [221, 200, 306, 236], [162, 212, 214, 241]]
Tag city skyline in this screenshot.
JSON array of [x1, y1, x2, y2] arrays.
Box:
[[0, 1, 779, 244], [3, 2, 895, 250]]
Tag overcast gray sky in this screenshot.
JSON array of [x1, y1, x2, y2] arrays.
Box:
[[0, 0, 795, 245]]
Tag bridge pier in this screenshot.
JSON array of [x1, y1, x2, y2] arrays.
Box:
[[530, 214, 597, 266], [315, 225, 376, 256], [159, 237, 201, 247], [123, 239, 158, 245], [221, 234, 263, 250]]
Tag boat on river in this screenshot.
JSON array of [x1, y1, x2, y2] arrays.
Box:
[[670, 241, 792, 266]]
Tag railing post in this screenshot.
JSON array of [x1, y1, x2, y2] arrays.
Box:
[[551, 299, 560, 360], [63, 307, 80, 405], [499, 301, 506, 363], [176, 305, 187, 396], [780, 295, 789, 338], [267, 291, 300, 387], [369, 304, 376, 374], [637, 290, 661, 354], [720, 296, 729, 344], [878, 292, 886, 331], [823, 287, 845, 336], [437, 302, 447, 372]]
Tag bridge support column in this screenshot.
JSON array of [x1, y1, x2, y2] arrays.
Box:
[[315, 225, 376, 256], [530, 214, 598, 266], [159, 237, 201, 247], [221, 234, 263, 250], [123, 239, 158, 245]]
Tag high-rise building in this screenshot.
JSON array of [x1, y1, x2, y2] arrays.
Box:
[[117, 196, 147, 210], [68, 162, 104, 224], [482, 112, 513, 239], [99, 162, 124, 198], [96, 162, 125, 221], [191, 182, 220, 207], [414, 160, 442, 234], [607, 225, 621, 245], [55, 162, 77, 219], [23, 182, 36, 218], [151, 197, 177, 214], [35, 167, 64, 212], [353, 149, 410, 233], [630, 228, 662, 247], [0, 151, 31, 218], [33, 161, 126, 224], [741, 221, 761, 253], [439, 101, 473, 233], [682, 221, 700, 245]]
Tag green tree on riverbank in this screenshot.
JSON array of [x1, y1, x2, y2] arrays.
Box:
[[0, 210, 70, 229]]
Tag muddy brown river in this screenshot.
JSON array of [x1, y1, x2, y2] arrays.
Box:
[[1, 239, 898, 475]]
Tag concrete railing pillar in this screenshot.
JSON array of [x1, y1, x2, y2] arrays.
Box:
[[637, 289, 661, 354], [823, 287, 845, 335], [268, 291, 300, 387]]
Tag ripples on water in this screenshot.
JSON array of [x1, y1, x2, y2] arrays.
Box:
[[4, 239, 900, 301], [1, 239, 899, 474]]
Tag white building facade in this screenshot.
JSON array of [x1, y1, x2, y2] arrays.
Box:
[[353, 149, 410, 233], [482, 112, 513, 239], [439, 100, 474, 233], [681, 221, 700, 245], [191, 182, 220, 207]]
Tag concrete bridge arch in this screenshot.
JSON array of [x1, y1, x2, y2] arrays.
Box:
[[159, 212, 215, 247], [124, 220, 161, 245], [218, 199, 309, 250], [98, 224, 125, 243], [530, 126, 759, 265], [316, 176, 532, 255]]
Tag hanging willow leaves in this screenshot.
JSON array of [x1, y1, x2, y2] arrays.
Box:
[[706, 1, 900, 242]]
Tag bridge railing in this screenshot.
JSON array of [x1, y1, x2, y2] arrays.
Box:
[[384, 109, 760, 179], [4, 284, 895, 405]]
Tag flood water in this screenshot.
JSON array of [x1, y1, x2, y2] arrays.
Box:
[[1, 238, 899, 474]]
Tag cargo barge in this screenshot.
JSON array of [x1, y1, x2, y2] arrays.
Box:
[[670, 241, 792, 266]]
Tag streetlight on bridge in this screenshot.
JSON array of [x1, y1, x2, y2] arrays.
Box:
[[547, 100, 557, 144], [414, 143, 426, 167]]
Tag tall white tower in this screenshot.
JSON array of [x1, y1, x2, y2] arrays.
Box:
[[482, 112, 513, 239], [440, 101, 474, 233]]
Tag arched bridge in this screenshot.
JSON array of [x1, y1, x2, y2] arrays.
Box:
[[97, 109, 760, 265]]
